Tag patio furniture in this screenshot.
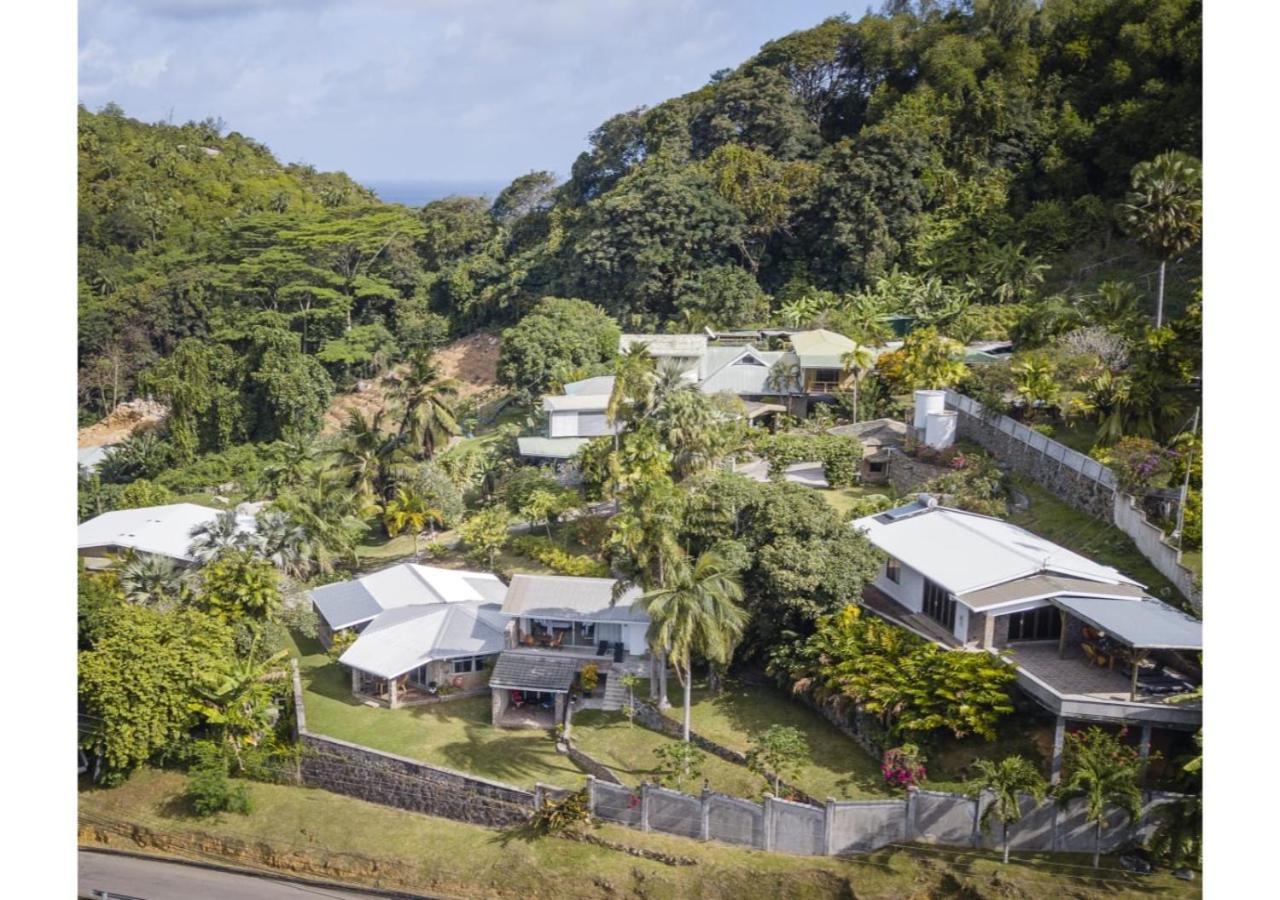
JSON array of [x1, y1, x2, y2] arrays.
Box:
[[521, 634, 535, 647], [613, 643, 625, 663], [550, 633, 564, 649], [596, 640, 610, 657]]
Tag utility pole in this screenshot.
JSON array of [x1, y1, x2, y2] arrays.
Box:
[[1173, 406, 1200, 546]]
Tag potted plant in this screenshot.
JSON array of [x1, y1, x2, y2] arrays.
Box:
[[580, 663, 599, 698]]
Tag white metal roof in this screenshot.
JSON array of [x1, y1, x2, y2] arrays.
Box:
[[563, 375, 616, 396], [698, 346, 788, 396], [543, 394, 611, 412], [338, 601, 508, 679], [1051, 595, 1202, 650], [854, 504, 1143, 596], [516, 436, 591, 459], [77, 503, 229, 562], [619, 334, 707, 357], [308, 563, 506, 630], [501, 573, 648, 623]]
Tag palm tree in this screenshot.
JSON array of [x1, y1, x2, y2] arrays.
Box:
[[767, 359, 800, 394], [1120, 151, 1202, 327], [608, 343, 657, 438], [840, 344, 875, 424], [979, 241, 1049, 304], [1057, 727, 1144, 868], [188, 509, 251, 564], [968, 756, 1048, 864], [1080, 281, 1145, 338], [383, 486, 444, 559], [1011, 354, 1060, 421], [259, 437, 315, 498], [275, 466, 371, 572], [391, 352, 461, 459], [1078, 370, 1131, 445], [636, 550, 748, 741], [117, 552, 187, 609], [332, 409, 410, 502], [193, 641, 290, 771], [253, 508, 315, 579]]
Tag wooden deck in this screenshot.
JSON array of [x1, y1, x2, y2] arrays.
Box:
[[1006, 641, 1200, 706]]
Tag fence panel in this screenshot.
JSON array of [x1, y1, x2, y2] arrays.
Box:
[[982, 796, 1056, 853], [828, 800, 907, 854], [1057, 800, 1132, 853], [771, 798, 825, 856], [1132, 791, 1182, 847], [706, 794, 764, 848], [648, 787, 702, 840], [914, 791, 975, 845], [592, 782, 641, 828]]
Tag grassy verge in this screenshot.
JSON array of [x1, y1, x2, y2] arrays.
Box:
[[658, 680, 893, 801], [818, 484, 899, 521], [79, 768, 1199, 899], [293, 634, 584, 790], [1008, 477, 1184, 602]]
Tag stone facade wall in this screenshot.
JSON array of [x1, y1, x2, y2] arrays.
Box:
[[953, 411, 1115, 519], [299, 733, 534, 828], [566, 745, 623, 784], [885, 452, 952, 495]]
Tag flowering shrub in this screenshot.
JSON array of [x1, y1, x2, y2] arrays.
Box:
[[1105, 436, 1180, 494], [882, 744, 927, 788]]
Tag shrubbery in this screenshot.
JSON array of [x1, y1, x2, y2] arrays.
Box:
[[512, 535, 609, 577], [753, 433, 863, 488], [186, 742, 251, 817]]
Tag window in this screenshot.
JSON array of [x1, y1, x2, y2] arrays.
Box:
[[885, 557, 901, 584], [452, 655, 491, 674], [734, 355, 766, 367], [922, 578, 956, 630], [1005, 607, 1062, 642], [868, 461, 886, 473]]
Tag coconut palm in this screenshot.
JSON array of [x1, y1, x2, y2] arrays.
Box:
[[383, 486, 444, 559], [391, 352, 461, 459], [979, 241, 1049, 305], [636, 549, 748, 742], [767, 359, 800, 394], [275, 466, 371, 572], [188, 509, 252, 564], [332, 409, 410, 502], [259, 437, 316, 498], [608, 343, 657, 436], [840, 343, 875, 424], [117, 552, 187, 609], [1120, 151, 1202, 327], [968, 756, 1048, 864], [1057, 727, 1144, 868]]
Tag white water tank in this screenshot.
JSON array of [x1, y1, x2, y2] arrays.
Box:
[[925, 410, 958, 449], [913, 390, 947, 430]]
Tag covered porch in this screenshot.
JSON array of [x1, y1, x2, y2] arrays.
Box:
[[509, 616, 633, 662], [488, 651, 578, 733]]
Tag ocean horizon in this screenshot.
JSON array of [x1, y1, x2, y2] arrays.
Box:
[[360, 179, 507, 207]]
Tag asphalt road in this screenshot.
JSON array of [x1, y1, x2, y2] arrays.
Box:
[[78, 851, 422, 900]]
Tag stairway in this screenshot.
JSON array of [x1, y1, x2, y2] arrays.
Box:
[[601, 672, 629, 711]]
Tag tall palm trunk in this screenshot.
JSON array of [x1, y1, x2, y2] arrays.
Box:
[[1155, 259, 1166, 327], [658, 647, 670, 709], [1093, 820, 1102, 868], [682, 654, 693, 742], [1003, 822, 1010, 865]]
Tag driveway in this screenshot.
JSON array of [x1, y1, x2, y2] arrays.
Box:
[[734, 458, 829, 489]]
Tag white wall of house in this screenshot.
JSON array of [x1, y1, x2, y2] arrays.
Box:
[[624, 622, 649, 656], [953, 604, 969, 643], [871, 557, 925, 614]]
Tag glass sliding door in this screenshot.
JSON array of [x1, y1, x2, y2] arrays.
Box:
[[922, 578, 956, 631]]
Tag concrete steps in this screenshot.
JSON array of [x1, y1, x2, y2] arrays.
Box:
[[601, 674, 629, 711]]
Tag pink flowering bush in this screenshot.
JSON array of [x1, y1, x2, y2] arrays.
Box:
[[882, 744, 927, 788]]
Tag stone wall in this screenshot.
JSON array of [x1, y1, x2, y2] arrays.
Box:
[[886, 451, 952, 495], [952, 411, 1115, 519], [565, 744, 623, 784]]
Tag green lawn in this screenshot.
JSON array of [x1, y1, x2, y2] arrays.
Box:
[[1008, 477, 1186, 604], [658, 680, 894, 801], [817, 484, 899, 521], [293, 634, 584, 790], [79, 767, 1199, 900]]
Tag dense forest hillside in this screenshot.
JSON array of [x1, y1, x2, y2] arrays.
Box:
[[78, 0, 1202, 440]]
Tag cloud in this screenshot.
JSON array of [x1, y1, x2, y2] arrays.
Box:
[[79, 0, 863, 179]]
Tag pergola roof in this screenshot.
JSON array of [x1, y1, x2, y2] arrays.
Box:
[[1051, 595, 1203, 650], [488, 650, 578, 693]]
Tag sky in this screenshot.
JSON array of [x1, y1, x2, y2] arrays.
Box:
[[78, 0, 868, 185]]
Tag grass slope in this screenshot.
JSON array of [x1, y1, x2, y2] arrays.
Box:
[[79, 768, 1200, 900]]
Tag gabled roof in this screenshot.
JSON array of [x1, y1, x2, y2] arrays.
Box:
[[308, 563, 506, 630], [854, 503, 1143, 596], [957, 574, 1146, 611], [502, 573, 648, 623], [543, 394, 611, 413], [698, 345, 788, 396], [563, 375, 616, 396], [489, 650, 579, 693], [788, 329, 857, 369], [338, 601, 508, 679], [77, 503, 236, 562], [78, 445, 113, 472], [827, 418, 908, 448]]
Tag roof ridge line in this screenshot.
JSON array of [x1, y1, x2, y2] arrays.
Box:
[[940, 510, 1045, 568]]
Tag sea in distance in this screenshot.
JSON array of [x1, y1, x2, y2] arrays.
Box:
[[360, 179, 507, 207]]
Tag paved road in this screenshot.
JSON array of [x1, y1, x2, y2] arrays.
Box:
[[79, 851, 421, 900]]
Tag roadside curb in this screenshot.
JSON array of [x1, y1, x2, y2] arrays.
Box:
[[78, 845, 444, 900]]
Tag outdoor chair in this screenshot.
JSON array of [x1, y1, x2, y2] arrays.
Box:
[[596, 640, 610, 656], [613, 643, 625, 663], [550, 633, 564, 649]]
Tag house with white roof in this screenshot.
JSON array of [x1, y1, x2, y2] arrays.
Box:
[[77, 503, 255, 569], [308, 563, 509, 708], [516, 374, 620, 462], [854, 495, 1201, 780]]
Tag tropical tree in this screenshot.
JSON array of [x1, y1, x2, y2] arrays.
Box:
[[978, 241, 1048, 304], [273, 466, 369, 572], [840, 343, 875, 423], [607, 342, 658, 436], [520, 488, 572, 540], [1119, 151, 1202, 327], [332, 409, 410, 502], [746, 725, 809, 796], [1056, 727, 1145, 868], [390, 351, 461, 459], [383, 486, 445, 558], [252, 508, 315, 579], [458, 504, 512, 569], [192, 641, 290, 772], [196, 549, 283, 623], [968, 755, 1048, 864], [1011, 353, 1060, 420], [117, 552, 187, 609], [188, 509, 253, 564], [652, 742, 707, 792], [767, 358, 800, 394], [637, 549, 748, 741], [896, 327, 968, 390]]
